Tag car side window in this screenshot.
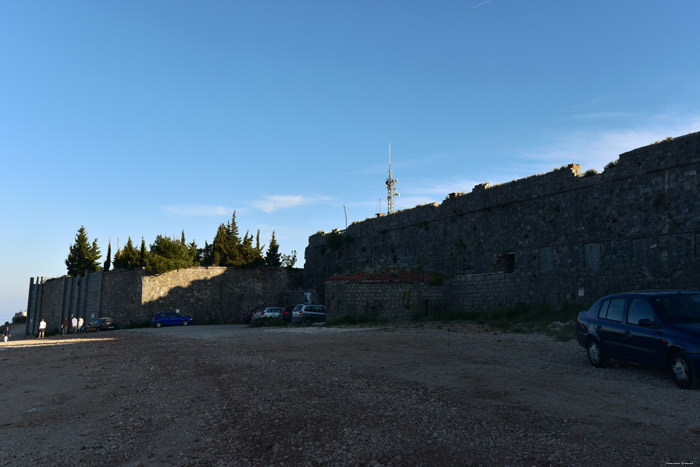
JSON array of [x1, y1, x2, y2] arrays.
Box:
[[627, 299, 655, 325], [607, 299, 625, 322], [599, 298, 625, 322]]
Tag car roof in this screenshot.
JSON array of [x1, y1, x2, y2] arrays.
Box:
[[602, 290, 700, 299]]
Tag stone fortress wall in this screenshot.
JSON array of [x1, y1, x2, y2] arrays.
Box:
[[309, 132, 700, 321], [26, 132, 700, 330], [26, 267, 305, 334]]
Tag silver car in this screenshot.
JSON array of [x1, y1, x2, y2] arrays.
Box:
[[291, 304, 326, 325], [251, 307, 284, 321]]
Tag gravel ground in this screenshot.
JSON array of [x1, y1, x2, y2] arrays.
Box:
[[1, 323, 698, 466]]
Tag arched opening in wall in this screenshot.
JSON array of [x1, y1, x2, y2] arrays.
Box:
[[494, 252, 515, 273]]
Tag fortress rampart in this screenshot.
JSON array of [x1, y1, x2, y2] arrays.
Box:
[[26, 132, 700, 328], [308, 132, 700, 320]]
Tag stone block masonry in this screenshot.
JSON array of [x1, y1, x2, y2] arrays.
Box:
[[26, 267, 305, 334], [306, 132, 700, 318], [28, 132, 700, 326], [325, 280, 446, 322]]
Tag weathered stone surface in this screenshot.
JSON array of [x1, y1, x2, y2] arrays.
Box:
[[27, 132, 700, 326], [27, 267, 305, 332], [307, 132, 700, 316]]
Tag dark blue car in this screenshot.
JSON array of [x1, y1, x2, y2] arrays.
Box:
[[152, 312, 193, 328], [576, 291, 700, 389]]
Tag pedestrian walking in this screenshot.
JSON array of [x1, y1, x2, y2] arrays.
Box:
[[71, 316, 78, 334], [61, 317, 69, 336], [38, 319, 47, 338], [77, 317, 84, 334], [2, 322, 10, 343]]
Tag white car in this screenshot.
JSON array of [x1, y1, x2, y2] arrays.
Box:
[[251, 307, 284, 321]]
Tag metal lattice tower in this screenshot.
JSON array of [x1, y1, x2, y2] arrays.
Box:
[[385, 143, 399, 214]]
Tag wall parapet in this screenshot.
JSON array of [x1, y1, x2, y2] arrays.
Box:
[[308, 132, 700, 307]]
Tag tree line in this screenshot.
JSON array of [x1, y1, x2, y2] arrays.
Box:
[[65, 211, 297, 276]]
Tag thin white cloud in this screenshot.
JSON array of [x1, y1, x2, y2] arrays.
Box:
[[160, 205, 231, 218], [473, 0, 493, 8], [390, 177, 483, 211], [570, 111, 634, 120], [252, 195, 332, 213], [523, 116, 700, 172]]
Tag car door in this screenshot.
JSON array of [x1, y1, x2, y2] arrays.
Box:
[[623, 298, 667, 366], [595, 298, 628, 358]]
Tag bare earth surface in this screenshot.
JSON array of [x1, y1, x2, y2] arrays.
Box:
[[1, 322, 699, 467]]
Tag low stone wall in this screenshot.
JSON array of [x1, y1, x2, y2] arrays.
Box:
[[325, 280, 446, 321], [26, 267, 306, 333], [326, 261, 700, 321], [140, 267, 304, 323], [100, 268, 144, 324]]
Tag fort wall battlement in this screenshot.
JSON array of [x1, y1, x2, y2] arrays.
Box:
[[27, 132, 700, 327], [309, 132, 700, 318]]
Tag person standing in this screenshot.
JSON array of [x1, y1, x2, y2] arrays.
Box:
[[38, 319, 47, 338], [77, 317, 84, 334], [2, 322, 10, 343], [61, 317, 69, 336], [71, 316, 78, 334]]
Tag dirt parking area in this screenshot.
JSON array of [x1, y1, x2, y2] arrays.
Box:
[[1, 323, 698, 466]]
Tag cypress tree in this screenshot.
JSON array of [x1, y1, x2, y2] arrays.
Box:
[[265, 231, 281, 267], [65, 226, 102, 275], [113, 237, 140, 269], [139, 237, 147, 267], [104, 240, 112, 271]]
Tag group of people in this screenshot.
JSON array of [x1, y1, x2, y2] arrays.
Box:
[[60, 316, 85, 335], [1, 316, 90, 341], [35, 316, 86, 338]]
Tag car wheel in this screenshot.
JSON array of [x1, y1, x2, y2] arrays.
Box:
[[155, 322, 162, 328], [669, 352, 699, 389], [304, 318, 314, 327], [587, 339, 607, 368], [182, 320, 189, 326]]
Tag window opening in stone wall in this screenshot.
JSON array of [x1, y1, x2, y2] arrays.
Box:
[[495, 252, 515, 273]]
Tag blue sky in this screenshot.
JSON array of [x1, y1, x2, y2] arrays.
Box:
[[2, 1, 700, 323]]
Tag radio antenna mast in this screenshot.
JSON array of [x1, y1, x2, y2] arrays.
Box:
[[385, 143, 399, 214]]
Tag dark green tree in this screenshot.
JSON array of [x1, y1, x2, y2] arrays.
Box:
[[200, 240, 214, 266], [139, 237, 147, 267], [240, 230, 265, 267], [113, 237, 141, 269], [212, 211, 243, 267], [104, 240, 112, 271], [281, 250, 298, 269], [265, 231, 281, 267], [65, 226, 102, 275], [145, 234, 196, 274], [188, 240, 200, 265]]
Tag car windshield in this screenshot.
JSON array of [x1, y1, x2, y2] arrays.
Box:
[[652, 294, 700, 323]]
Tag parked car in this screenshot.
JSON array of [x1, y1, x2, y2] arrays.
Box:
[[576, 291, 700, 389], [251, 307, 284, 321], [84, 317, 119, 332], [291, 304, 326, 325], [243, 309, 255, 324], [152, 312, 193, 328], [281, 305, 294, 321]]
